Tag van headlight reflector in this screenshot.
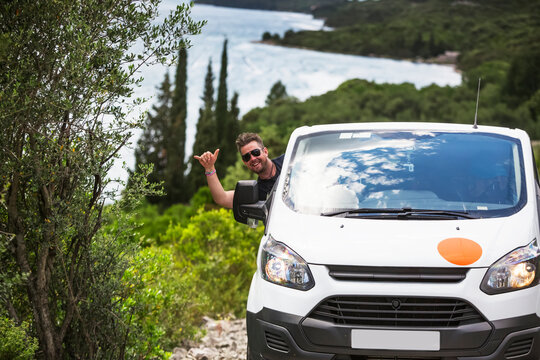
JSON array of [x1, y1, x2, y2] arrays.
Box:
[[481, 239, 540, 294], [261, 236, 314, 291]]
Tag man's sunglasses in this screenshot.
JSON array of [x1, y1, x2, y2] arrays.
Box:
[[241, 148, 262, 162]]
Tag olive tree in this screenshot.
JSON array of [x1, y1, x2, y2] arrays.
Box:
[[0, 0, 203, 358]]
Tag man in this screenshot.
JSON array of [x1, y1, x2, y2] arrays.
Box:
[[194, 133, 284, 209]]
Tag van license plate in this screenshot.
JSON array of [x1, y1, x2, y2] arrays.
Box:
[[351, 329, 440, 351]]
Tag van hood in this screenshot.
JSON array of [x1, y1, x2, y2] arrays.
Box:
[[267, 207, 537, 268]]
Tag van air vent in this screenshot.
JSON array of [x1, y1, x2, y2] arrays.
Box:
[[308, 296, 485, 327], [505, 337, 533, 358], [327, 265, 468, 283]]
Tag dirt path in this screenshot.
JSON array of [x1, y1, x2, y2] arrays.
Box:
[[170, 317, 247, 360]]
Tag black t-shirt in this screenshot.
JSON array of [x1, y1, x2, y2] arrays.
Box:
[[257, 154, 284, 201]]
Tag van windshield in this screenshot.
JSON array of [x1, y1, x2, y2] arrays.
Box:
[[282, 131, 526, 218]]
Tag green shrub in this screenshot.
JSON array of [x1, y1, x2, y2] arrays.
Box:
[[0, 317, 38, 360], [164, 208, 264, 317], [129, 202, 191, 246], [189, 186, 215, 210], [533, 142, 540, 172], [117, 208, 263, 351], [129, 188, 218, 247], [122, 246, 203, 356]]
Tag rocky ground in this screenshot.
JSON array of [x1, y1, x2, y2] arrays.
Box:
[[170, 317, 247, 360]]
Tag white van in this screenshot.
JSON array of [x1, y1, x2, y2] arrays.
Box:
[[233, 122, 540, 360]]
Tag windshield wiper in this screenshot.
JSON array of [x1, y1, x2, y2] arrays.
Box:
[[321, 208, 404, 217], [397, 209, 477, 219], [321, 207, 477, 219]]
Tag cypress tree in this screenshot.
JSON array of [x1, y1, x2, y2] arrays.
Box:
[[215, 39, 232, 170], [188, 58, 217, 193], [228, 91, 240, 153], [166, 46, 188, 204], [131, 72, 172, 204]]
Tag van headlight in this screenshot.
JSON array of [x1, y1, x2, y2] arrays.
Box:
[[260, 236, 314, 291], [481, 239, 540, 295]]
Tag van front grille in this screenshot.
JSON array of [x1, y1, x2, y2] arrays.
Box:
[[308, 296, 484, 327], [327, 265, 468, 283]]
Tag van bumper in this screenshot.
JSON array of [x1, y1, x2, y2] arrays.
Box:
[[246, 308, 540, 360]]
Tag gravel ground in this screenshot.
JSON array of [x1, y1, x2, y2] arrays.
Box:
[[170, 317, 247, 360]]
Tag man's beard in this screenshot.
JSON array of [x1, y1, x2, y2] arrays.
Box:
[[250, 157, 268, 175]]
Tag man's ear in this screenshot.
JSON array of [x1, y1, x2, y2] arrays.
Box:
[[263, 147, 269, 156]]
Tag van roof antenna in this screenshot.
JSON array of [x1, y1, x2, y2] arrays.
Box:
[[473, 78, 481, 129]]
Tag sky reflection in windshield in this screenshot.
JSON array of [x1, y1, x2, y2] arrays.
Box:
[[283, 131, 525, 217]]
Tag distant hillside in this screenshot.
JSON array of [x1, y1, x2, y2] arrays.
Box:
[[193, 0, 540, 142], [238, 0, 540, 143], [193, 0, 345, 14], [276, 0, 540, 72]]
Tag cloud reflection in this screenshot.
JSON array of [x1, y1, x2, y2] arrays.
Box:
[[284, 131, 522, 215]]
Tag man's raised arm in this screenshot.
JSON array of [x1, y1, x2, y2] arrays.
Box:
[[193, 149, 234, 209]]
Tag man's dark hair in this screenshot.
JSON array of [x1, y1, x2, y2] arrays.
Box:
[[235, 132, 264, 151]]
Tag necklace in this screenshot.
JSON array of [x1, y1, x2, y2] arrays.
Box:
[[261, 160, 275, 180]]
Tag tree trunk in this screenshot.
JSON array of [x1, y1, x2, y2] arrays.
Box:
[[9, 172, 61, 359], [13, 230, 59, 359]]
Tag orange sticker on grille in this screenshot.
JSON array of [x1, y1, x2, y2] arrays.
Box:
[[437, 238, 482, 266]]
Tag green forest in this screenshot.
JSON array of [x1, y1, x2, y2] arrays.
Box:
[[2, 0, 540, 359], [259, 0, 540, 140]]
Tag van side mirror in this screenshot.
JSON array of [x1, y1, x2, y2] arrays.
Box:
[[233, 180, 267, 225]]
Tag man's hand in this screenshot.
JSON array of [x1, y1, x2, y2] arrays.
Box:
[[194, 149, 220, 172], [194, 149, 234, 208]]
